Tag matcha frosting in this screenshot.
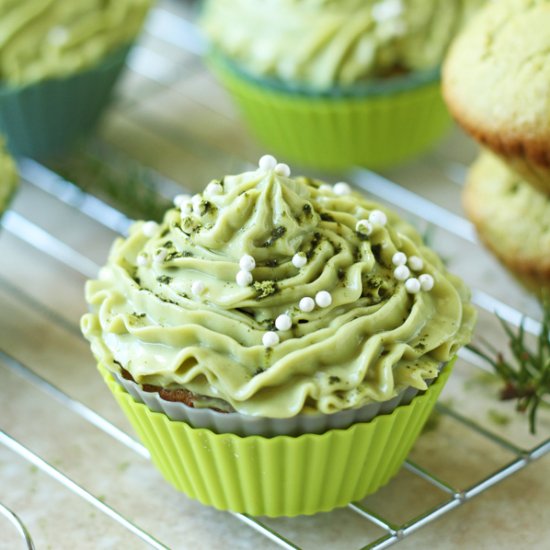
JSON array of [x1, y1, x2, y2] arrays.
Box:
[[201, 0, 483, 88], [0, 139, 17, 215], [82, 160, 476, 418], [0, 0, 152, 86]]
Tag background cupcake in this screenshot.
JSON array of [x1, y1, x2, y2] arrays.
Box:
[[0, 138, 18, 217], [463, 152, 550, 297], [82, 156, 475, 516], [201, 0, 483, 170], [0, 0, 152, 159], [443, 0, 550, 196]]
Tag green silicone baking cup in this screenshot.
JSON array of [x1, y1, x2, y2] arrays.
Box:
[[209, 56, 452, 171], [100, 359, 454, 517], [0, 44, 130, 159]]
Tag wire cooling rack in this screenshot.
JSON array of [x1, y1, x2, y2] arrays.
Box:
[[1, 2, 549, 549]]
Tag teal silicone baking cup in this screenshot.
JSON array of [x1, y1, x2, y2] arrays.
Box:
[[208, 53, 452, 171], [100, 359, 454, 517], [0, 44, 130, 159]]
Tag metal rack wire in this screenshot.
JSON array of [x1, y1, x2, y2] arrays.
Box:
[[1, 3, 549, 549]]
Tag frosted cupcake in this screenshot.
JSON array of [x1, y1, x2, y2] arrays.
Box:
[[201, 0, 483, 170], [0, 0, 152, 158], [0, 139, 18, 217], [82, 156, 476, 516]]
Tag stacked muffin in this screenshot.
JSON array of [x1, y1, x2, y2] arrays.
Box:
[[443, 0, 550, 296], [201, 0, 484, 170], [0, 0, 152, 158], [82, 156, 475, 516]]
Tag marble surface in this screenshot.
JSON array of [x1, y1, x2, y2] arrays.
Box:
[[1, 2, 548, 549]]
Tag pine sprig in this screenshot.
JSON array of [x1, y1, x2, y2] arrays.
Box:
[[467, 299, 550, 434]]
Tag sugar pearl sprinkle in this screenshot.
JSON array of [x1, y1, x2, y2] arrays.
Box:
[[239, 254, 256, 272], [262, 331, 280, 347], [394, 265, 410, 281], [333, 182, 351, 196], [315, 290, 332, 308], [392, 252, 407, 266], [258, 154, 277, 171], [356, 219, 373, 236], [191, 280, 205, 296], [419, 273, 434, 291], [299, 297, 315, 313], [274, 163, 291, 177], [368, 210, 387, 227], [292, 252, 307, 269], [236, 270, 253, 287], [405, 278, 421, 294], [275, 314, 292, 332], [408, 255, 424, 271], [142, 221, 159, 237]]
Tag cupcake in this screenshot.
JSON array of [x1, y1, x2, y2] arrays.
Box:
[[0, 0, 152, 159], [201, 0, 483, 171], [82, 156, 476, 516], [463, 151, 550, 296], [0, 139, 18, 217], [443, 0, 550, 196]]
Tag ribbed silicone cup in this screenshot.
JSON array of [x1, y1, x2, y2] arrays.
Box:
[[0, 44, 130, 159], [99, 360, 453, 517], [209, 57, 452, 171]]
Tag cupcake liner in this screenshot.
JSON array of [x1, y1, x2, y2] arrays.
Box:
[[114, 370, 438, 436], [99, 359, 453, 516], [209, 55, 452, 171], [0, 44, 131, 159]]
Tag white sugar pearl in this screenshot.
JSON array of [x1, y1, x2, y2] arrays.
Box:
[[315, 290, 332, 308], [392, 252, 407, 266], [174, 194, 192, 208], [206, 182, 223, 195], [319, 184, 333, 193], [259, 154, 277, 171], [236, 270, 253, 287], [274, 163, 291, 177], [394, 265, 410, 281], [191, 280, 206, 296], [239, 254, 256, 271], [275, 314, 292, 331], [333, 182, 351, 196], [299, 297, 315, 313], [262, 331, 280, 347], [136, 254, 148, 267], [142, 221, 159, 237], [153, 248, 168, 264], [292, 252, 307, 268], [408, 256, 424, 271], [369, 210, 387, 227], [356, 219, 373, 235], [405, 278, 421, 294], [419, 273, 434, 291]]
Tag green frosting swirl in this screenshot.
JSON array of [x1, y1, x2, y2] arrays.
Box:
[[82, 165, 476, 418], [0, 139, 17, 215], [0, 0, 152, 86], [201, 0, 483, 89]]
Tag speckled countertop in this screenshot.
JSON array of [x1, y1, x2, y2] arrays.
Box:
[[1, 2, 549, 549]]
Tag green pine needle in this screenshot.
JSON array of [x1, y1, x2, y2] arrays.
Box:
[[467, 299, 550, 434]]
